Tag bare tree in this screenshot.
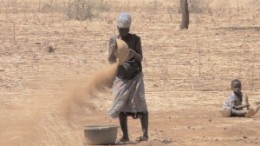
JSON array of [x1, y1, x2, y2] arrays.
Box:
[[180, 0, 189, 29]]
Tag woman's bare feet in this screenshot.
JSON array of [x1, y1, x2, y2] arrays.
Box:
[[136, 136, 148, 142]]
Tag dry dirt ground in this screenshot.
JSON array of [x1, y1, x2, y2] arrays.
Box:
[[1, 0, 260, 146]]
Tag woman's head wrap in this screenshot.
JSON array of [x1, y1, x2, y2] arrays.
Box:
[[117, 13, 132, 28]]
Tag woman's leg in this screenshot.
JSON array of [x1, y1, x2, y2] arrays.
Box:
[[119, 112, 129, 141], [138, 112, 148, 141]]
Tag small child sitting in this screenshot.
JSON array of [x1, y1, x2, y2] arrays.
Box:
[[221, 79, 259, 118]]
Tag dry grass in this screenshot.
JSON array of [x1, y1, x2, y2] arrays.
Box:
[[66, 0, 110, 20]]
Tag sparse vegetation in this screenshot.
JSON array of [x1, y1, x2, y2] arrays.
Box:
[[66, 0, 110, 20], [177, 0, 211, 13], [188, 0, 211, 13]]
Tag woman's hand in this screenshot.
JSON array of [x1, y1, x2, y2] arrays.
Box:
[[127, 49, 137, 60], [111, 39, 117, 50], [128, 49, 142, 62], [108, 39, 118, 64], [111, 40, 118, 57]]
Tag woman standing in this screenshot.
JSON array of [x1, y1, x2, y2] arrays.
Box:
[[108, 13, 149, 142]]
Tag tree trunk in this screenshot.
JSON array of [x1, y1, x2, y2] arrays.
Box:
[[180, 0, 189, 29]]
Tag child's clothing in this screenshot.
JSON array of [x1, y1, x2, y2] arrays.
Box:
[[222, 92, 248, 117]]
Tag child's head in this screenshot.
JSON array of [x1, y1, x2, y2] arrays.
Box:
[[231, 79, 242, 94]]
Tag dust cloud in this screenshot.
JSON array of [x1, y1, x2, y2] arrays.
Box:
[[61, 63, 118, 124], [0, 39, 129, 146], [61, 39, 128, 124]]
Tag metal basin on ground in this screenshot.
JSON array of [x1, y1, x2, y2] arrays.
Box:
[[84, 125, 119, 145]]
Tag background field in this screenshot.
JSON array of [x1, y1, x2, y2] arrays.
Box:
[[1, 0, 260, 145]]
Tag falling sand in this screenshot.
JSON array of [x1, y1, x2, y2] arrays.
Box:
[[61, 39, 129, 124], [61, 63, 118, 124], [0, 39, 129, 146]]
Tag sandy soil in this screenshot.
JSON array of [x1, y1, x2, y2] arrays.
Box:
[[1, 0, 260, 146]]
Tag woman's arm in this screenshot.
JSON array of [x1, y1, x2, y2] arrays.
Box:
[[130, 36, 143, 62], [108, 38, 117, 64]]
